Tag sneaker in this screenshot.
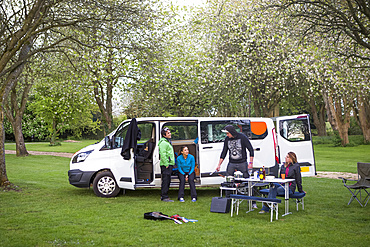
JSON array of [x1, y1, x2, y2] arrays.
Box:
[[162, 198, 174, 202], [259, 210, 268, 214], [252, 203, 258, 209], [179, 198, 185, 202], [192, 198, 197, 202]]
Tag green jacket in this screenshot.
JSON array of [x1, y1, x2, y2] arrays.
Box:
[[158, 137, 175, 167]]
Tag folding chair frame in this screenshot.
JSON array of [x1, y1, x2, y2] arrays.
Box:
[[340, 162, 370, 207], [341, 177, 370, 207]]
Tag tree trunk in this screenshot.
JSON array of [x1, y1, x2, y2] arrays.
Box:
[[0, 63, 19, 187], [273, 104, 280, 118], [0, 104, 10, 187], [308, 97, 327, 136], [323, 91, 351, 146], [317, 103, 327, 136], [50, 118, 57, 146], [3, 39, 34, 156], [93, 79, 113, 132], [13, 119, 28, 156], [357, 94, 370, 143], [5, 79, 32, 156]]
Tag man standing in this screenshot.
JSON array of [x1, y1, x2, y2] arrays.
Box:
[[216, 125, 256, 207], [158, 127, 175, 202], [216, 125, 254, 176]]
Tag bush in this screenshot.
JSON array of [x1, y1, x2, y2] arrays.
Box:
[[312, 136, 333, 145], [348, 135, 366, 146], [348, 117, 363, 135]]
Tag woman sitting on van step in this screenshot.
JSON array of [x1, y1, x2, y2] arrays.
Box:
[[259, 151, 306, 213], [177, 146, 197, 202]]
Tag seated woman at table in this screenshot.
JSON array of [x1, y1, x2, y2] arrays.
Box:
[[177, 146, 197, 202], [259, 151, 305, 214]]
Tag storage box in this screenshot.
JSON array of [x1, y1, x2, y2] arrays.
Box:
[[210, 197, 231, 213]]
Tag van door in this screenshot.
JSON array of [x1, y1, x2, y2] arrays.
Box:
[[276, 115, 316, 176], [135, 122, 156, 185], [110, 120, 136, 190], [198, 119, 252, 185], [198, 120, 226, 185]]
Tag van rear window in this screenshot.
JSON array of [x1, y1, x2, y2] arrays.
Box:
[[279, 118, 311, 142]]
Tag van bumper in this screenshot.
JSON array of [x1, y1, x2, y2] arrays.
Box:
[[68, 169, 95, 188]]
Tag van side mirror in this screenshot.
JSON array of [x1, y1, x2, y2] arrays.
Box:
[[104, 136, 112, 149]]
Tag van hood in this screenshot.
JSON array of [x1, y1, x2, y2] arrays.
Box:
[[76, 140, 102, 154]]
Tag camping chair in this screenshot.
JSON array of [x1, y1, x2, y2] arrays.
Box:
[[340, 162, 370, 207]]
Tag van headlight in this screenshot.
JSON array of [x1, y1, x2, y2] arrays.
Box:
[[72, 150, 93, 163]]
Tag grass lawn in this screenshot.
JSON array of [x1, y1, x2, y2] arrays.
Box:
[[1, 142, 370, 246], [4, 140, 100, 154], [314, 144, 370, 173]]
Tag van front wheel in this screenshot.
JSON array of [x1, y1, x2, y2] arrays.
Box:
[[93, 171, 121, 197]]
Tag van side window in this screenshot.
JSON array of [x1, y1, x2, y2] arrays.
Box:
[[279, 118, 310, 142], [114, 123, 129, 148], [162, 122, 198, 140], [200, 121, 252, 144], [137, 122, 155, 143], [250, 122, 268, 140]]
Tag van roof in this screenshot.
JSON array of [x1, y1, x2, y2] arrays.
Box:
[[130, 116, 275, 122]]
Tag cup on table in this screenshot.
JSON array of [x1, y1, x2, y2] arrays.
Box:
[[281, 174, 286, 180]]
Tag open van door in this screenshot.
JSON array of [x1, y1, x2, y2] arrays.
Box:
[[112, 119, 138, 191], [276, 114, 316, 177]]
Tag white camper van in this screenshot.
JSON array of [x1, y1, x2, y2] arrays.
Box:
[[68, 115, 316, 197]]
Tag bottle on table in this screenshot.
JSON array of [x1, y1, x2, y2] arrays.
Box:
[[259, 167, 263, 180]]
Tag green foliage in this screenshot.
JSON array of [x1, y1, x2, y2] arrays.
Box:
[[312, 136, 333, 145], [5, 107, 50, 141], [348, 117, 363, 135], [332, 131, 343, 147], [21, 109, 49, 141], [313, 135, 366, 147], [28, 61, 101, 144], [112, 114, 128, 129]]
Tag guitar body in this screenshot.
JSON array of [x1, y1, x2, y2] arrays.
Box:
[[144, 212, 168, 220], [144, 212, 182, 224]]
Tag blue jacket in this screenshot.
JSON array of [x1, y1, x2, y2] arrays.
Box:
[[177, 154, 195, 175]]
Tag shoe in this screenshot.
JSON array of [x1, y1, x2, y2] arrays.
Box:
[[162, 198, 174, 202], [259, 210, 268, 214], [192, 198, 197, 202], [179, 198, 185, 202], [252, 203, 258, 209]]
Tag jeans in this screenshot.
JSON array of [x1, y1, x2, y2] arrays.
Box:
[[178, 172, 197, 199], [261, 183, 293, 212], [225, 162, 253, 198], [161, 165, 173, 200], [226, 162, 249, 178]]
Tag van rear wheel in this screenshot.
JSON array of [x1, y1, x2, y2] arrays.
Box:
[[93, 171, 120, 197]]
